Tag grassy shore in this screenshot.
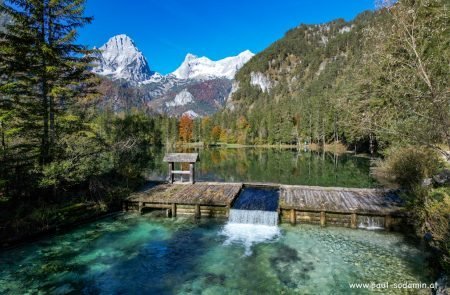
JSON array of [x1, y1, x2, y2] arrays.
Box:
[[177, 141, 350, 154]]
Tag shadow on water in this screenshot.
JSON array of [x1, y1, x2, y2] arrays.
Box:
[[269, 244, 315, 288], [232, 187, 279, 211], [80, 219, 219, 295]]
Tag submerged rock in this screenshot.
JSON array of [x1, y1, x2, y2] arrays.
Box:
[[433, 169, 450, 186], [435, 274, 448, 295]]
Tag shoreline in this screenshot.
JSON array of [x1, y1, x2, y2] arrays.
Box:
[[0, 205, 121, 250], [176, 142, 356, 154], [0, 206, 118, 250]]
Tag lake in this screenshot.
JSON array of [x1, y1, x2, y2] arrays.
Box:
[[146, 147, 376, 188], [0, 148, 431, 294], [0, 214, 431, 294]]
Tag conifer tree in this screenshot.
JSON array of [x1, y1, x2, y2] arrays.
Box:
[[0, 0, 96, 194]]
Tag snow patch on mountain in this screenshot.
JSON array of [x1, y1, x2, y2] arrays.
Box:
[[166, 89, 194, 107], [250, 72, 273, 93], [172, 50, 254, 80], [182, 110, 200, 118], [339, 25, 353, 34], [93, 34, 153, 83]]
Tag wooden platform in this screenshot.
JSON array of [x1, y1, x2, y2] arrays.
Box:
[[128, 183, 242, 206], [279, 185, 403, 215]]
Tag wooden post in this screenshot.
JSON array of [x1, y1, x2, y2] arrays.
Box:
[[320, 211, 326, 227], [225, 205, 230, 218], [290, 209, 296, 225], [195, 204, 201, 218], [384, 215, 392, 231], [169, 162, 174, 183], [122, 201, 127, 212], [166, 208, 172, 218], [351, 213, 357, 229], [172, 203, 177, 218], [189, 163, 195, 184], [138, 201, 143, 214]]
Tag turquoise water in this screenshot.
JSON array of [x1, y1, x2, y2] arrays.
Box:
[[0, 214, 431, 294]]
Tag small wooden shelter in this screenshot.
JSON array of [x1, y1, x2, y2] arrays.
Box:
[[163, 153, 199, 184]]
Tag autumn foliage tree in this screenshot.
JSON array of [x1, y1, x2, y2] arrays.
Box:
[[179, 114, 193, 142], [211, 126, 221, 143]]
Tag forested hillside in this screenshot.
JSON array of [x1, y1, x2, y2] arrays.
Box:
[[207, 1, 449, 156], [224, 11, 380, 148]]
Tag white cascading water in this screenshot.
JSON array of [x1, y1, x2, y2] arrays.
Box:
[[358, 216, 384, 230], [228, 209, 278, 226], [221, 209, 280, 256]]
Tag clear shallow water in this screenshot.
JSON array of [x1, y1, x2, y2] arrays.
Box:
[[147, 147, 376, 188], [0, 214, 430, 294]]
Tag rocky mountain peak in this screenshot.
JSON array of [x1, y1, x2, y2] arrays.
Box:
[[92, 34, 153, 84], [171, 50, 255, 80]]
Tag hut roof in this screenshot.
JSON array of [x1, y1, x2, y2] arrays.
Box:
[[163, 153, 199, 163]]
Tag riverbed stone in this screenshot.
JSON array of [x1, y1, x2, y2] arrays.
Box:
[[433, 169, 450, 186]]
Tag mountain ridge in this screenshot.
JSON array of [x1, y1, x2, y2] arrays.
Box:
[[171, 50, 254, 80], [93, 34, 254, 84], [93, 34, 253, 116]]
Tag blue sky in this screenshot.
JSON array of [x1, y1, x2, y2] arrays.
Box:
[[78, 0, 375, 74]]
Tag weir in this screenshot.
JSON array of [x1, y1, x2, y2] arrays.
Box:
[[229, 210, 278, 226], [125, 182, 405, 231], [228, 187, 280, 226], [358, 216, 384, 230], [223, 187, 281, 255]]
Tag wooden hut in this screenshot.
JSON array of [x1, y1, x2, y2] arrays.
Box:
[[163, 153, 199, 184]]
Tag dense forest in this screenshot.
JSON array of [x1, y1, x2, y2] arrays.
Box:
[[0, 0, 449, 275], [191, 1, 449, 157]]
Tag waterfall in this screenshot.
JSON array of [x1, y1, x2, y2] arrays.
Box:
[[229, 209, 278, 226], [358, 216, 384, 230], [220, 187, 281, 255]]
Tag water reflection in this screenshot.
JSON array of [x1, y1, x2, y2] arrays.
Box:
[[147, 147, 376, 188]]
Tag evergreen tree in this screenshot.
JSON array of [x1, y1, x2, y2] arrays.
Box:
[[0, 0, 96, 195]]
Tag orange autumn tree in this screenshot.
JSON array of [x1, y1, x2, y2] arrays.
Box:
[[179, 114, 193, 142]]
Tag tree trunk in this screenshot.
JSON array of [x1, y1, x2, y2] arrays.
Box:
[[41, 79, 49, 165], [48, 6, 55, 153], [309, 113, 312, 145], [39, 5, 49, 166], [0, 121, 5, 157], [369, 133, 374, 156]]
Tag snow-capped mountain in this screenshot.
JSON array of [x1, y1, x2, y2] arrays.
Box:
[[92, 34, 153, 83], [171, 50, 254, 80], [93, 34, 254, 116]]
